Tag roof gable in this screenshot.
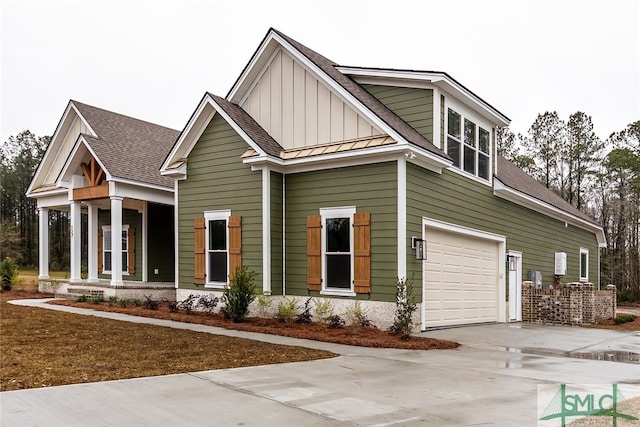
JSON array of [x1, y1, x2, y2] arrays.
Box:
[[227, 28, 450, 163], [28, 100, 180, 195]]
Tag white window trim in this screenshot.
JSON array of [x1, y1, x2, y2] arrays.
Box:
[[444, 100, 493, 186], [579, 247, 589, 282], [204, 210, 231, 288], [102, 224, 130, 275], [320, 206, 356, 297]]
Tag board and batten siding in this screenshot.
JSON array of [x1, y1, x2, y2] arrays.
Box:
[[362, 85, 434, 143], [178, 114, 263, 290], [240, 49, 382, 150], [406, 163, 599, 286], [44, 114, 92, 185], [285, 162, 398, 301]]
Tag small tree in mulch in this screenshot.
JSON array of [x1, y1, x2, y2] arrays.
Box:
[[0, 258, 19, 291], [221, 266, 257, 323], [389, 276, 417, 340]]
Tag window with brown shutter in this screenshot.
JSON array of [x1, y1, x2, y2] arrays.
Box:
[[306, 215, 322, 291], [353, 213, 371, 293], [228, 216, 242, 281], [194, 217, 206, 285]]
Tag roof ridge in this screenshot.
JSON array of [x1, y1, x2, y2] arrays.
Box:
[[70, 100, 180, 134]]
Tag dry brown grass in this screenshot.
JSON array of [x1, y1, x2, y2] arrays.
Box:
[[0, 288, 336, 391]]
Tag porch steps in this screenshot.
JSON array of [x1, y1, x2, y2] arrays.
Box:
[[56, 288, 105, 301]]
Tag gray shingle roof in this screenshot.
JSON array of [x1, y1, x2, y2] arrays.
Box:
[[72, 101, 179, 188], [495, 156, 598, 225], [265, 29, 451, 161], [207, 94, 283, 157]]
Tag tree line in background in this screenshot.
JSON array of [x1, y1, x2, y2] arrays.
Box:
[[0, 131, 71, 271], [1, 113, 639, 300], [498, 114, 640, 300]]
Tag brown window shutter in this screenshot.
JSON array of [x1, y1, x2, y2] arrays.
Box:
[[194, 218, 206, 285], [307, 215, 322, 291], [228, 216, 242, 281], [353, 212, 371, 293], [127, 228, 136, 274], [98, 228, 103, 272]]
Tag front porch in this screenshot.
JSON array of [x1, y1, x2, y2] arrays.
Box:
[[40, 278, 176, 301]]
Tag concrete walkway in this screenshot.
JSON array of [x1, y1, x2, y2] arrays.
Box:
[[2, 299, 639, 426]]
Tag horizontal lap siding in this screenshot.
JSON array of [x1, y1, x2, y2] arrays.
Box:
[[271, 171, 283, 295], [285, 162, 397, 301], [363, 85, 433, 142], [178, 114, 263, 290], [406, 163, 599, 286]]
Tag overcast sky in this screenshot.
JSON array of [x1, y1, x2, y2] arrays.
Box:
[[1, 0, 638, 146]]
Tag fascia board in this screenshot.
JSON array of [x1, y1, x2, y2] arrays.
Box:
[[227, 33, 280, 102], [109, 180, 174, 205], [109, 177, 174, 194], [338, 67, 510, 127], [494, 179, 606, 247], [243, 143, 449, 174], [55, 136, 112, 187], [160, 163, 187, 178], [27, 102, 97, 195], [160, 96, 215, 171], [161, 95, 271, 173], [26, 187, 68, 200]]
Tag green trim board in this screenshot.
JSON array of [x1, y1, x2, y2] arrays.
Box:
[[177, 114, 263, 290]]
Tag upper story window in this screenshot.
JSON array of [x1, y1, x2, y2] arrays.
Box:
[[447, 108, 491, 181]]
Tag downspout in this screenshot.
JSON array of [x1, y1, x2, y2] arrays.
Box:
[[282, 173, 286, 296]]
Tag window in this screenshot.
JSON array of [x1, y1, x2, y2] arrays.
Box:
[[446, 107, 491, 181], [579, 248, 589, 282], [102, 225, 129, 274], [204, 210, 230, 286], [321, 207, 355, 293]]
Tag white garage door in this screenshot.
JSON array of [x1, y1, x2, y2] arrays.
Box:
[[424, 227, 499, 328]]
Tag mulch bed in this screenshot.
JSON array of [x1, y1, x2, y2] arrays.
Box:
[[49, 299, 459, 350]]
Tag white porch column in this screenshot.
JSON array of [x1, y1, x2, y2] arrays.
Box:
[[87, 204, 98, 282], [110, 196, 123, 286], [38, 208, 49, 280], [70, 201, 82, 282]]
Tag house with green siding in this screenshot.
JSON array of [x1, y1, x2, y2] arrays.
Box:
[[161, 28, 606, 329]]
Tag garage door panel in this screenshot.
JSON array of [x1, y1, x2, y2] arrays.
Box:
[[424, 227, 499, 328]]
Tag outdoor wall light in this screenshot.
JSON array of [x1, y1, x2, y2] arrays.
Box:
[[413, 237, 426, 260], [507, 254, 517, 271]]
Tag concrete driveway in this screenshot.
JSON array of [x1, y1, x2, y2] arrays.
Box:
[[1, 300, 639, 426]]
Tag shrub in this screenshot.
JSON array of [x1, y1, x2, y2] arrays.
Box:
[[326, 314, 345, 328], [313, 298, 334, 323], [0, 257, 18, 291], [221, 266, 257, 322], [172, 294, 198, 313], [389, 276, 417, 340], [256, 294, 273, 324], [75, 294, 88, 302], [276, 298, 298, 324], [343, 301, 375, 330], [91, 296, 105, 304], [614, 314, 637, 324], [107, 296, 118, 306], [143, 295, 159, 310], [197, 295, 219, 313], [296, 298, 313, 324]]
